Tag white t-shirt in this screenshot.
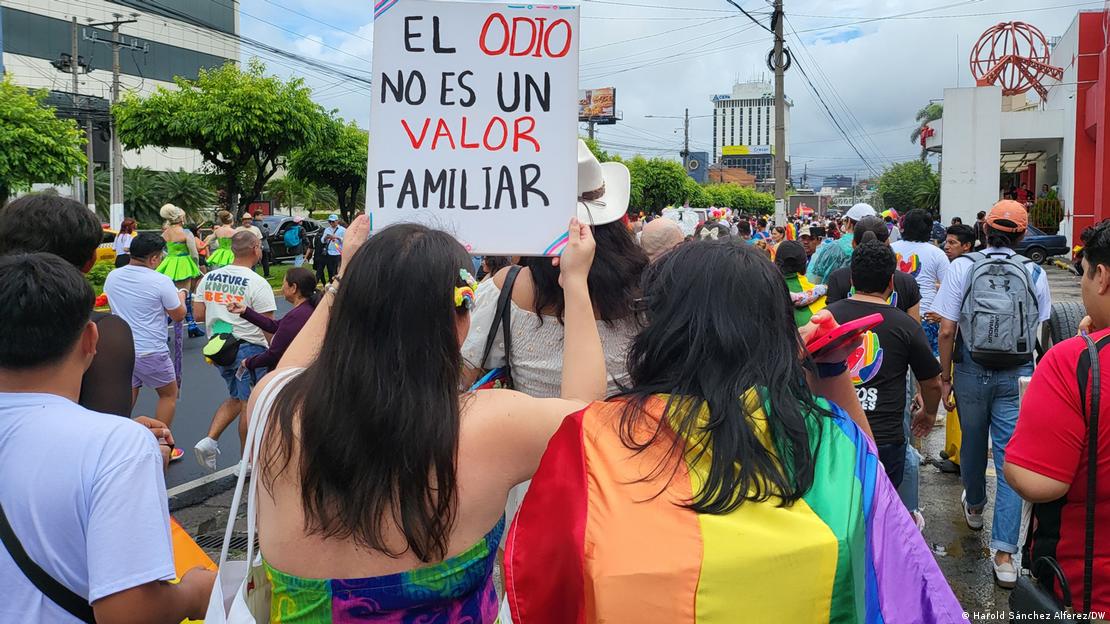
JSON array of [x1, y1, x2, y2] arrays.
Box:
[[933, 247, 1053, 324], [104, 265, 181, 355], [195, 264, 276, 347], [891, 240, 950, 315], [0, 393, 174, 622], [112, 232, 133, 256]]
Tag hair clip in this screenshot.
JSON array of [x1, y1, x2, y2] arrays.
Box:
[[455, 285, 476, 310], [459, 268, 477, 288]]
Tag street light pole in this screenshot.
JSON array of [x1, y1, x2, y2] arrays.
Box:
[[773, 0, 787, 226]]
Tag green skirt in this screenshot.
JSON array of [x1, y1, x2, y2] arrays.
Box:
[[157, 255, 201, 282], [207, 247, 234, 268]]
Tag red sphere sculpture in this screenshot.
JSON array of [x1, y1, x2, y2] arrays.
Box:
[[969, 22, 1063, 101]]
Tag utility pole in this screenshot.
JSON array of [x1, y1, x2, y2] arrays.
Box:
[[70, 18, 82, 204], [772, 0, 787, 226], [86, 16, 143, 229], [681, 108, 690, 160], [588, 120, 596, 140]]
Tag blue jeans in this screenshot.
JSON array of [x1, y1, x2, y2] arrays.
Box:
[[293, 253, 304, 267], [898, 373, 920, 511], [954, 346, 1033, 554], [217, 343, 268, 401]]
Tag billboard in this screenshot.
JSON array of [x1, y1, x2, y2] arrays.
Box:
[[579, 87, 617, 124], [721, 144, 773, 156]]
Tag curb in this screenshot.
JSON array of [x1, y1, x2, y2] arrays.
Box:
[[167, 466, 238, 512]]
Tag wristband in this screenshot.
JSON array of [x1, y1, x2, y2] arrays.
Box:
[[815, 361, 848, 378]]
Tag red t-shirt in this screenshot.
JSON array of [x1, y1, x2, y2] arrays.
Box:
[[1008, 329, 1110, 612]]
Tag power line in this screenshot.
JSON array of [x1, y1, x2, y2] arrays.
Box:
[[582, 15, 738, 52], [790, 54, 881, 176], [582, 0, 736, 13], [581, 21, 756, 70], [723, 0, 772, 33], [792, 0, 1099, 21]]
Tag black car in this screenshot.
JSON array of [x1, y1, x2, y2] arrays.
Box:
[[258, 215, 322, 261], [1015, 225, 1069, 264]]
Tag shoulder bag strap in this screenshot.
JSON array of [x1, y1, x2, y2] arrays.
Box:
[[479, 265, 522, 370], [1077, 335, 1103, 613], [0, 502, 95, 623]]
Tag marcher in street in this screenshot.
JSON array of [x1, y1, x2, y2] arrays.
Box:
[[113, 217, 137, 268], [225, 267, 318, 375], [192, 231, 277, 471], [892, 209, 950, 357], [936, 200, 1053, 589], [0, 253, 214, 623], [640, 217, 685, 262], [1007, 219, 1110, 614], [0, 194, 135, 418], [104, 234, 188, 438], [807, 202, 875, 284], [321, 214, 345, 282], [157, 204, 204, 339], [825, 241, 943, 489], [944, 224, 975, 261], [254, 210, 273, 278], [205, 210, 237, 270]]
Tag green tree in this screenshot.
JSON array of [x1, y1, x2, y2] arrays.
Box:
[[0, 75, 86, 205], [627, 157, 689, 214], [877, 160, 939, 213], [581, 136, 611, 163], [910, 103, 943, 161], [114, 58, 327, 217], [703, 184, 774, 214], [95, 168, 213, 225], [287, 118, 367, 223], [683, 177, 710, 208]]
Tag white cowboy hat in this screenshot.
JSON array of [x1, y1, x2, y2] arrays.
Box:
[[576, 139, 630, 226]]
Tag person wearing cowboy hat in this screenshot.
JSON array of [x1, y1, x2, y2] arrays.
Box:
[[460, 139, 647, 529]]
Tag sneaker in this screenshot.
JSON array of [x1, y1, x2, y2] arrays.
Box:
[[194, 437, 220, 472], [912, 510, 926, 532], [993, 556, 1018, 589], [169, 447, 184, 462], [961, 491, 984, 530]]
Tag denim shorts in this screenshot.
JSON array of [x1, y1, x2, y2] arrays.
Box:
[[217, 343, 268, 401]]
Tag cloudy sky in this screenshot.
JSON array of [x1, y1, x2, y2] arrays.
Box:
[[238, 0, 1099, 184]]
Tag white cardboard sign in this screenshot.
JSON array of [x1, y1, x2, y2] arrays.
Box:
[[369, 0, 580, 256]]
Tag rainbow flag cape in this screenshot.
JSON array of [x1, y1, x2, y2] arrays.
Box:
[[784, 272, 827, 327], [504, 397, 962, 623]]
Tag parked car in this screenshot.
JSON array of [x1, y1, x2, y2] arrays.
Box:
[[258, 215, 322, 262], [1015, 224, 1069, 264], [96, 227, 118, 264]]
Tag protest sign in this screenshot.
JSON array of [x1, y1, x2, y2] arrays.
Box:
[[369, 0, 580, 256]]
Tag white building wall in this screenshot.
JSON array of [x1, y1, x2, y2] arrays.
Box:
[[939, 86, 1003, 226]]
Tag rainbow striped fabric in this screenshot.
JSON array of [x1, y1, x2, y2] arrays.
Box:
[[504, 395, 963, 623], [785, 272, 827, 327]]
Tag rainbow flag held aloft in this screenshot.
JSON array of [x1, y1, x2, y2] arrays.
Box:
[[504, 396, 963, 624], [785, 222, 798, 241], [784, 272, 827, 327]]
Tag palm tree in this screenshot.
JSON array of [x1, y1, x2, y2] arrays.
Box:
[[156, 170, 216, 221], [910, 103, 943, 161]]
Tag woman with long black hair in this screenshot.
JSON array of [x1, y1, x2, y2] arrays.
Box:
[[245, 215, 606, 622], [503, 240, 963, 623]]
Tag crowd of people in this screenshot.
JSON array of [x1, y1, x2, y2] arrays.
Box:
[[0, 140, 1107, 622]]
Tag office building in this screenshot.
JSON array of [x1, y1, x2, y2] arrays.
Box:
[[711, 80, 791, 182], [2, 0, 240, 172]]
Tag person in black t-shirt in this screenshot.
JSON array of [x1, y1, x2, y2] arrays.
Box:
[[824, 216, 922, 321], [825, 242, 943, 490]]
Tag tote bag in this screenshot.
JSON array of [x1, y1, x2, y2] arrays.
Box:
[[204, 367, 301, 623]]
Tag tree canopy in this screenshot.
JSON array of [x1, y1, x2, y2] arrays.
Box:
[[877, 160, 939, 215], [114, 58, 327, 216], [287, 117, 368, 223], [0, 75, 86, 205]]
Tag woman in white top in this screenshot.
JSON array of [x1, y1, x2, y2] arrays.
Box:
[[461, 140, 646, 523], [112, 217, 136, 268]]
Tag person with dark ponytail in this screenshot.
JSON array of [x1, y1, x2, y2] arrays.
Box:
[[245, 215, 607, 622], [823, 215, 922, 320], [503, 239, 962, 623], [224, 267, 319, 374]]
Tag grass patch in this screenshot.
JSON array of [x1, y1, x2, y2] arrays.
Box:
[[262, 263, 293, 290]]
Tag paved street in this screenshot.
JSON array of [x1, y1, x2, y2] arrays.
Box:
[[136, 296, 292, 489]]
